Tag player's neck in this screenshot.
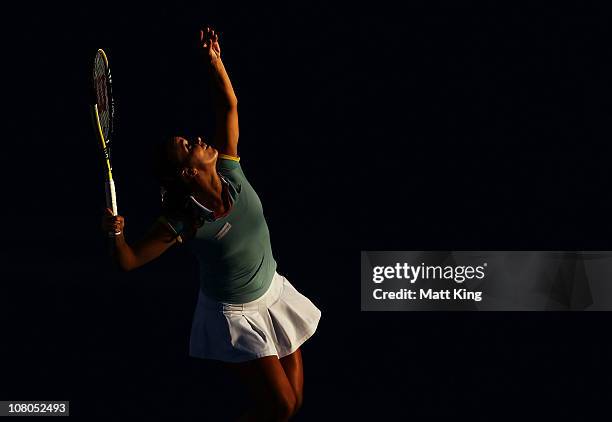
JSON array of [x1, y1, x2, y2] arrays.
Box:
[[192, 173, 226, 214]]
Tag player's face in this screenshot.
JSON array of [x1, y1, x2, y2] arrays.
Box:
[[171, 136, 218, 170]]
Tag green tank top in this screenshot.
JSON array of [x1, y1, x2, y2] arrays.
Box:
[[160, 157, 277, 303]]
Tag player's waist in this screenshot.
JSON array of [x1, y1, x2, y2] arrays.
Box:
[[198, 270, 283, 311], [198, 257, 277, 304]]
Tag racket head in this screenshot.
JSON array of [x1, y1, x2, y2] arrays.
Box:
[[93, 49, 114, 145]]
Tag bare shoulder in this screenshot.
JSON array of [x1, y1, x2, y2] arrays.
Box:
[[218, 144, 239, 159]]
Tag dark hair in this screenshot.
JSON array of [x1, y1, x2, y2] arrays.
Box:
[[151, 137, 201, 240]]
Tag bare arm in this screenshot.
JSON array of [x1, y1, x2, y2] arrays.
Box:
[[201, 27, 239, 157], [102, 209, 177, 271]]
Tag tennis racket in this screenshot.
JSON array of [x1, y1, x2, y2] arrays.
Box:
[[91, 48, 120, 235]]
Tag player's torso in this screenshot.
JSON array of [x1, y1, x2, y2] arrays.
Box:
[[188, 177, 271, 269]]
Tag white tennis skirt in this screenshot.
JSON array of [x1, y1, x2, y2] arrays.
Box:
[[189, 272, 322, 363]]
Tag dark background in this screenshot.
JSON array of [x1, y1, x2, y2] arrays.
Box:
[[2, 2, 611, 421]]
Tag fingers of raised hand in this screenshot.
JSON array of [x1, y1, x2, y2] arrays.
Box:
[[201, 26, 219, 48], [200, 28, 209, 48]]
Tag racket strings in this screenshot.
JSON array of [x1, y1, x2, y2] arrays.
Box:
[[93, 53, 112, 141]]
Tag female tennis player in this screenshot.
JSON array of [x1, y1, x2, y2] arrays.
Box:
[[101, 27, 321, 421]]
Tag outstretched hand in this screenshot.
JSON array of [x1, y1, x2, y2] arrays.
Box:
[[201, 26, 221, 62]]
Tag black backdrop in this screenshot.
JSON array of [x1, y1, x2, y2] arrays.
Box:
[[2, 2, 611, 421]]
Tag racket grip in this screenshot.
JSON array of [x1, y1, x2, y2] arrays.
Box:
[[105, 179, 121, 236]]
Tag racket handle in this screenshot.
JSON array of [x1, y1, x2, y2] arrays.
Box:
[[105, 179, 121, 236]]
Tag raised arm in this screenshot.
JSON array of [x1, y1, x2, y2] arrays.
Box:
[[200, 27, 239, 157], [102, 208, 178, 271]]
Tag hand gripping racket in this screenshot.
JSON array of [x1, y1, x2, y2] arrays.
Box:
[[91, 49, 120, 235]]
